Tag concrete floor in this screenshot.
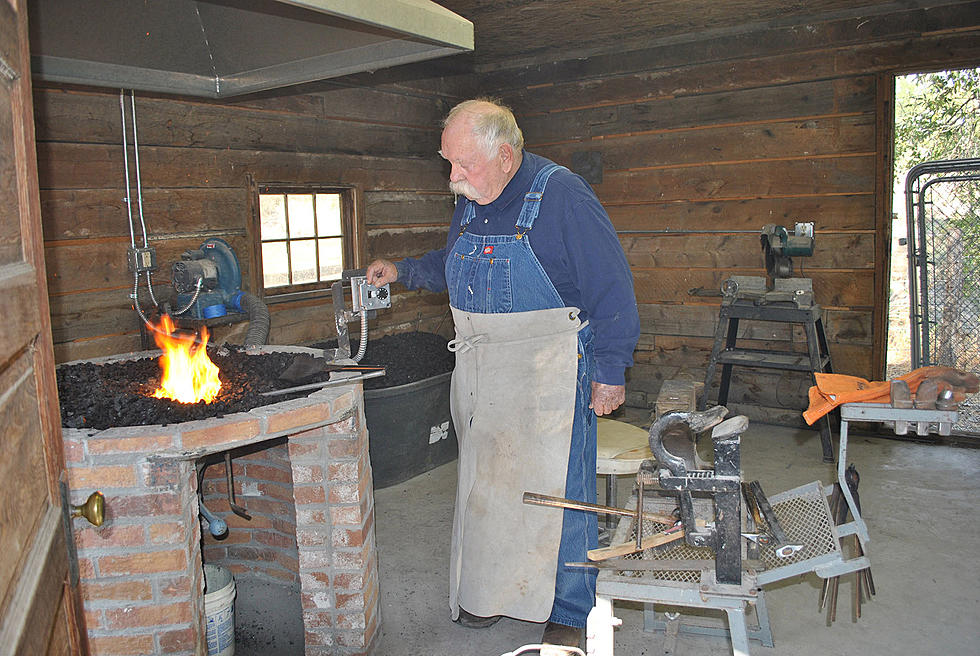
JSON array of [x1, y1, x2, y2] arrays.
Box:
[[373, 421, 980, 656]]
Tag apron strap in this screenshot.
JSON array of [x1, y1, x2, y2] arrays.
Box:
[[448, 333, 487, 354]]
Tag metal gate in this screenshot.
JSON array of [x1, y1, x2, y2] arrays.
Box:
[[905, 158, 980, 372]]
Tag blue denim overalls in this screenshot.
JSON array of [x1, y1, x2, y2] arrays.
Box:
[[446, 164, 598, 627]]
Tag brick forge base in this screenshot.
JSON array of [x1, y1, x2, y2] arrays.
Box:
[[62, 350, 380, 656]]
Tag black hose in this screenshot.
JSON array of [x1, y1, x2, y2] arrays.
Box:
[[235, 292, 271, 346]]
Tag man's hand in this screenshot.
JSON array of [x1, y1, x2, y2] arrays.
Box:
[[365, 259, 398, 287], [590, 382, 625, 416]]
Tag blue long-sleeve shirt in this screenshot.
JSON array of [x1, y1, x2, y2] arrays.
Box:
[[396, 152, 640, 386]]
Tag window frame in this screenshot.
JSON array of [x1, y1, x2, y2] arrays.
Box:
[[249, 180, 363, 300]]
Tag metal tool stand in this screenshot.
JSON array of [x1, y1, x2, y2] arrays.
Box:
[[593, 409, 874, 656], [700, 299, 836, 462]]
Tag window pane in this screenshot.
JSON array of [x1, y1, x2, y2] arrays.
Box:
[[259, 195, 287, 240], [316, 194, 342, 236], [291, 239, 317, 284], [287, 194, 316, 238], [262, 242, 289, 288], [318, 238, 344, 280]]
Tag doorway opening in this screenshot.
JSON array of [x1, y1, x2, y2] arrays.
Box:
[[887, 67, 980, 432]]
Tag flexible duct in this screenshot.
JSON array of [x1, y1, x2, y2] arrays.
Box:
[[234, 291, 271, 346]]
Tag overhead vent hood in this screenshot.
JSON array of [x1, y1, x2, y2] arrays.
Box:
[[28, 0, 473, 98]]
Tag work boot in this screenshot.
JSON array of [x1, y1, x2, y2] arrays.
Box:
[[454, 607, 501, 629], [541, 621, 583, 654]]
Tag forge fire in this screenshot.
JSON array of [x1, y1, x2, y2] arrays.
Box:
[[149, 314, 222, 404]]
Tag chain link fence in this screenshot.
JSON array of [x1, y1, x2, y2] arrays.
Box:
[[905, 159, 980, 434]]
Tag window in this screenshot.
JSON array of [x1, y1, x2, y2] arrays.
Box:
[[253, 184, 359, 296]]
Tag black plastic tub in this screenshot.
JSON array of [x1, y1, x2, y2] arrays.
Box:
[[364, 370, 458, 489]]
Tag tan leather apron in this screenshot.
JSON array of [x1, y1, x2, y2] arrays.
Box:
[[448, 305, 582, 622]]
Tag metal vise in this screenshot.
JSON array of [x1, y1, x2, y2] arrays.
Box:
[[639, 406, 749, 585]]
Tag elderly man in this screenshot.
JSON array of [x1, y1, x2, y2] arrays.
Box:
[[366, 98, 639, 650]]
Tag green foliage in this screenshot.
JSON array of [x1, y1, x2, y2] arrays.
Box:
[[894, 67, 980, 176]]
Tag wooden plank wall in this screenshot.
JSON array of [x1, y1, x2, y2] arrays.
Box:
[[479, 3, 980, 422], [33, 73, 471, 363]]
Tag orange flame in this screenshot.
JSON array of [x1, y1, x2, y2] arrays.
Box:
[[148, 315, 222, 404]]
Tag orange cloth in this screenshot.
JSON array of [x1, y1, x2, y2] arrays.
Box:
[[803, 366, 978, 425]]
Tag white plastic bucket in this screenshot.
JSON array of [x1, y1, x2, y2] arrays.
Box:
[[203, 564, 236, 656]]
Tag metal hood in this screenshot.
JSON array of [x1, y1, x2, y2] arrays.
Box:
[[28, 0, 473, 98]]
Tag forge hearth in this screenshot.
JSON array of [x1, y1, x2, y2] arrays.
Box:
[[61, 347, 380, 656]]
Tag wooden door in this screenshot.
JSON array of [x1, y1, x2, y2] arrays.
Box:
[[0, 0, 85, 653]]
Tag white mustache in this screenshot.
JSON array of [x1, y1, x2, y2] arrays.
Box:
[[449, 179, 482, 200]]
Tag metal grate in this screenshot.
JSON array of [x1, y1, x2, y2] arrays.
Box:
[[758, 484, 838, 569], [610, 482, 838, 582]]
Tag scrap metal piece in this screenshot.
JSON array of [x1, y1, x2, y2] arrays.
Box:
[[225, 452, 251, 520]]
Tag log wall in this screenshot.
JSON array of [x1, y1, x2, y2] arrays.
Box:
[[34, 74, 471, 363], [479, 2, 980, 421]]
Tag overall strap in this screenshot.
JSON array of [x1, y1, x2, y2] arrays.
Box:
[[516, 164, 566, 237], [458, 199, 478, 234]]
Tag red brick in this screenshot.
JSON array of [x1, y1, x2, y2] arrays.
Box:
[[265, 566, 300, 584], [330, 505, 363, 525], [333, 550, 365, 570], [255, 529, 296, 550], [147, 521, 186, 545], [301, 571, 331, 589], [305, 629, 332, 647], [105, 602, 192, 629], [158, 627, 198, 652], [81, 579, 153, 602], [75, 523, 145, 550], [290, 464, 324, 484], [87, 634, 155, 655], [329, 483, 359, 504], [271, 515, 298, 534], [334, 572, 363, 591], [332, 526, 364, 548], [275, 552, 299, 572], [337, 611, 367, 630], [180, 417, 261, 450], [112, 492, 181, 518], [98, 549, 187, 576], [294, 485, 326, 505], [69, 464, 138, 490], [202, 529, 251, 548], [160, 575, 194, 599], [64, 438, 85, 463], [87, 433, 175, 455], [142, 460, 185, 487], [296, 508, 327, 525], [245, 462, 293, 484], [299, 550, 332, 570], [296, 528, 328, 547], [287, 439, 323, 458], [78, 557, 96, 579], [258, 481, 294, 501], [84, 608, 104, 630], [327, 437, 359, 459], [336, 591, 366, 610], [328, 461, 358, 482], [267, 401, 333, 433], [303, 609, 334, 629], [302, 590, 334, 611]]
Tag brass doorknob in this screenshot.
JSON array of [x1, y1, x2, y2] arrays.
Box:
[[72, 491, 105, 527]]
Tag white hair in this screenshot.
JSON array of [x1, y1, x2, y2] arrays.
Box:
[[443, 99, 524, 158]]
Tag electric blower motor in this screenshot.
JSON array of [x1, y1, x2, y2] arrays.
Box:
[[171, 238, 246, 319]]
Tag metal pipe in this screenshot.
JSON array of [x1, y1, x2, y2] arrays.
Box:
[[119, 90, 135, 249]]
